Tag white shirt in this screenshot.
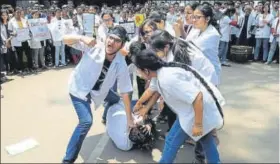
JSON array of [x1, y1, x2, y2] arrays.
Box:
[[219, 16, 231, 42], [8, 17, 29, 47], [165, 22, 176, 37], [155, 67, 225, 141], [68, 42, 133, 108], [191, 25, 221, 85], [150, 41, 218, 90], [50, 17, 65, 46], [185, 25, 200, 41], [166, 12, 178, 25], [106, 101, 133, 151], [255, 14, 274, 38]]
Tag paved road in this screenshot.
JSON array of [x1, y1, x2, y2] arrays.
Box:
[[1, 62, 279, 163]]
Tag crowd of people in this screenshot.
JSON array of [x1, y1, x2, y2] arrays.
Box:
[[0, 0, 279, 163]]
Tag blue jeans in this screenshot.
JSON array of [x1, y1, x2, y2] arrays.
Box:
[[254, 38, 269, 61], [159, 119, 220, 163], [63, 94, 93, 163], [55, 44, 66, 66], [218, 41, 229, 64], [267, 37, 278, 63]]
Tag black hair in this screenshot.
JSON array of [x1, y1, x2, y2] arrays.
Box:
[[223, 8, 236, 17], [149, 30, 192, 65], [0, 9, 9, 24], [127, 41, 146, 65], [101, 10, 114, 22], [195, 5, 220, 34], [148, 11, 166, 23], [129, 117, 157, 150], [186, 1, 200, 11], [139, 19, 158, 39], [132, 50, 224, 121], [214, 2, 222, 6]]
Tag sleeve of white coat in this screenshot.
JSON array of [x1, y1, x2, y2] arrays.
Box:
[[117, 62, 133, 94], [160, 72, 201, 105], [149, 78, 158, 92], [69, 39, 90, 52]]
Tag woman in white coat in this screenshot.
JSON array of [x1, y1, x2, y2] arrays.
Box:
[[191, 5, 222, 85], [132, 49, 225, 163]]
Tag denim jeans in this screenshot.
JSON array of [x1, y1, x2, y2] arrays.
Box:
[[218, 41, 229, 64], [159, 119, 220, 163], [254, 38, 269, 61], [55, 44, 66, 66], [63, 94, 93, 163], [267, 37, 279, 63]]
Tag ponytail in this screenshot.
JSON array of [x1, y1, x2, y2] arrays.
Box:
[[163, 61, 224, 123]]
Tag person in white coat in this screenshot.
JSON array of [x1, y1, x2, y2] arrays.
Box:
[[254, 5, 274, 62], [236, 5, 256, 46], [62, 26, 135, 163], [266, 15, 279, 64], [97, 10, 117, 44], [51, 8, 66, 67], [218, 8, 237, 67], [132, 49, 225, 163], [191, 5, 221, 85], [8, 7, 33, 74]]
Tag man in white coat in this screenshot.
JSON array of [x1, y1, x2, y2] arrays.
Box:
[[62, 26, 135, 163]]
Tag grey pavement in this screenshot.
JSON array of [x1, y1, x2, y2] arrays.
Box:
[[1, 62, 279, 163]]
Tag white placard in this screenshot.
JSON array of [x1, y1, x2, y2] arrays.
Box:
[[48, 21, 63, 42], [28, 18, 51, 41], [82, 13, 95, 34], [63, 19, 74, 34], [119, 21, 136, 34], [5, 138, 39, 155], [16, 28, 31, 42]]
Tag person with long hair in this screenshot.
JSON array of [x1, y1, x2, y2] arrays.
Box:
[[182, 2, 200, 40], [0, 9, 12, 75], [132, 49, 225, 163], [191, 4, 221, 85]]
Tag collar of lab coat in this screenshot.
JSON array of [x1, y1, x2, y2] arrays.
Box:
[[199, 25, 221, 38]]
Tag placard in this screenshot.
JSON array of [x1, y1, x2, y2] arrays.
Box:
[[82, 13, 95, 34], [134, 14, 145, 27], [119, 21, 136, 34], [48, 21, 63, 42], [28, 18, 51, 41], [16, 28, 31, 42], [63, 19, 74, 34]]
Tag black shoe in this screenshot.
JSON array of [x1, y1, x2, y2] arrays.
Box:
[[101, 119, 106, 125], [192, 158, 206, 164], [221, 63, 231, 67]]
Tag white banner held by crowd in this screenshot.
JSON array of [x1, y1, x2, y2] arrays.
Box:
[[82, 13, 95, 34], [28, 18, 51, 41], [16, 28, 31, 42]]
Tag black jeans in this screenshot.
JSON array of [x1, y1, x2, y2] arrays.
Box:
[[14, 41, 32, 71]]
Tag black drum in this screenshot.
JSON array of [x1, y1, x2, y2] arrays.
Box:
[[230, 46, 253, 63]]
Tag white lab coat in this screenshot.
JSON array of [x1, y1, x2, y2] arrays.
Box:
[[255, 14, 274, 39], [269, 17, 280, 42], [8, 17, 29, 47], [236, 13, 255, 39], [50, 17, 65, 46], [155, 67, 225, 141], [165, 22, 176, 37], [68, 41, 133, 108], [219, 15, 232, 42], [191, 25, 221, 85], [106, 101, 133, 151]]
